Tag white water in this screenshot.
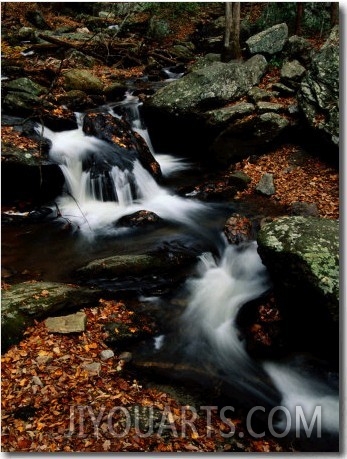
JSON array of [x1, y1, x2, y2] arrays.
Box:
[[264, 361, 339, 434], [36, 92, 339, 439], [176, 241, 339, 434], [35, 103, 207, 236]]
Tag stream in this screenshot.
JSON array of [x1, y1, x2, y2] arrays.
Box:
[[2, 85, 339, 451]]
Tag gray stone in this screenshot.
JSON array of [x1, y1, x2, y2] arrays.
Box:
[[272, 82, 296, 95], [284, 35, 313, 65], [2, 282, 98, 351], [169, 44, 195, 61], [289, 201, 319, 217], [45, 311, 87, 333], [100, 349, 115, 361], [148, 55, 267, 116], [257, 101, 285, 114], [246, 23, 288, 55], [298, 27, 339, 147], [257, 216, 339, 322], [5, 77, 45, 96], [189, 53, 221, 72], [256, 173, 275, 196], [206, 102, 255, 127], [82, 362, 101, 376], [65, 49, 97, 68], [248, 87, 272, 103], [119, 351, 132, 362], [280, 60, 306, 86]]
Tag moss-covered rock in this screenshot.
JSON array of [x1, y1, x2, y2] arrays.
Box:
[[257, 216, 339, 323], [2, 282, 99, 351]]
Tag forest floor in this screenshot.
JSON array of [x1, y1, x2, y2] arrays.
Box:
[[1, 2, 339, 453]]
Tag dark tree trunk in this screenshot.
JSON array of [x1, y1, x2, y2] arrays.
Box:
[[221, 2, 242, 62], [295, 3, 304, 35], [331, 2, 339, 27]]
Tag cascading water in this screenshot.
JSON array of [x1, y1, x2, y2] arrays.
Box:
[[35, 91, 338, 446], [35, 100, 207, 237], [148, 240, 339, 440]]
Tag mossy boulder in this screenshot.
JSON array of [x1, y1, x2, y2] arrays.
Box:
[[1, 282, 99, 351], [257, 216, 339, 323], [62, 69, 104, 94]]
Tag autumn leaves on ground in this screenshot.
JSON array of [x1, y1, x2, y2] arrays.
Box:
[[1, 2, 339, 453]]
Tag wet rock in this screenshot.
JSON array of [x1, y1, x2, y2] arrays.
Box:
[[227, 171, 251, 189], [117, 210, 164, 228], [104, 82, 127, 101], [256, 173, 276, 196], [103, 322, 150, 348], [45, 311, 87, 333], [246, 23, 288, 56], [223, 214, 253, 244], [57, 90, 94, 111], [82, 112, 162, 180]]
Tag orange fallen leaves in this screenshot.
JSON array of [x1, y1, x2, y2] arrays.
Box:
[[234, 144, 339, 219]]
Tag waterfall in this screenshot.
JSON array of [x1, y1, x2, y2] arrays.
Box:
[[35, 101, 208, 236], [167, 241, 339, 435], [35, 91, 338, 442]]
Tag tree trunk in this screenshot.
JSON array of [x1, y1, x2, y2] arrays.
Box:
[[295, 3, 304, 35], [222, 2, 242, 62], [331, 2, 339, 27]]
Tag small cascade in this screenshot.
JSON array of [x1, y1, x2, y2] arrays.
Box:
[[36, 99, 208, 236], [108, 92, 190, 176], [157, 241, 339, 435]]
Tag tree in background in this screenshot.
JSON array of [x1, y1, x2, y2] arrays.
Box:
[[221, 2, 242, 62]]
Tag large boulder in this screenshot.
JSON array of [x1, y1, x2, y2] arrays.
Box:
[[82, 112, 161, 180], [298, 26, 339, 148], [246, 23, 288, 56], [1, 282, 99, 351], [210, 112, 289, 165], [143, 55, 267, 157], [62, 69, 104, 94], [257, 216, 339, 324], [2, 77, 47, 115], [147, 54, 267, 116]]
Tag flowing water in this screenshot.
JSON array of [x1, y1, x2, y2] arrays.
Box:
[[4, 90, 339, 448]]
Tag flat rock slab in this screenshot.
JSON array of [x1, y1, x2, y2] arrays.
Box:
[[45, 311, 87, 333]]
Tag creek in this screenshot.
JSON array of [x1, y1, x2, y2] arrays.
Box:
[[2, 86, 339, 451]]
